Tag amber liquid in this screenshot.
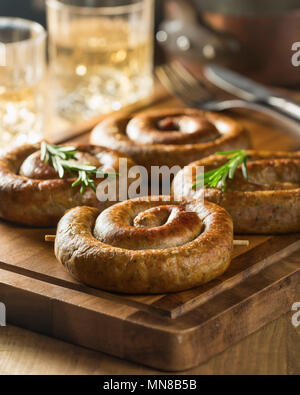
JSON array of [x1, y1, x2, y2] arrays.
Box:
[[49, 18, 153, 122], [0, 69, 44, 150]]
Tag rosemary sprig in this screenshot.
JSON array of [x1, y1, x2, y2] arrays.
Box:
[[193, 149, 248, 191], [40, 142, 117, 194]]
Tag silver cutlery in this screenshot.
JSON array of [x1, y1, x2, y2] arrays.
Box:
[[156, 61, 300, 131], [204, 64, 300, 123]]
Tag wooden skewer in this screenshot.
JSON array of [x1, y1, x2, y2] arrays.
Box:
[[233, 240, 250, 247], [45, 234, 249, 247], [45, 235, 56, 242]]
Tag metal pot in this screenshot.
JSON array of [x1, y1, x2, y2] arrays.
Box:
[[157, 0, 300, 86]]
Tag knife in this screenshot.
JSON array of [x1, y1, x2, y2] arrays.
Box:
[[204, 64, 300, 123]]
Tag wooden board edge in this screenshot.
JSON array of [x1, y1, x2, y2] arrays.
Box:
[[152, 236, 300, 319], [124, 255, 300, 370], [0, 259, 170, 318], [154, 268, 300, 371], [0, 263, 298, 371], [181, 269, 300, 371]]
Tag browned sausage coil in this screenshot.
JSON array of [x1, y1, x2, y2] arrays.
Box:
[[55, 197, 233, 294], [90, 108, 251, 170], [173, 150, 300, 234], [0, 143, 137, 226]]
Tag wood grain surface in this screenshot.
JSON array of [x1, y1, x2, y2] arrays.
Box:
[[0, 84, 300, 373], [1, 311, 299, 375]]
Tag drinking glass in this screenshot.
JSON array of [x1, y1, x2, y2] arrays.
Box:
[[47, 0, 154, 122], [0, 18, 46, 150]]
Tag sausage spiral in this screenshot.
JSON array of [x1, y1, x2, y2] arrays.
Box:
[[55, 197, 233, 294], [90, 108, 250, 170], [173, 150, 300, 234], [0, 143, 137, 226]]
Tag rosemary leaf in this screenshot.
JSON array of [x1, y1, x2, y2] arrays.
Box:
[[193, 150, 248, 191], [41, 143, 116, 194]]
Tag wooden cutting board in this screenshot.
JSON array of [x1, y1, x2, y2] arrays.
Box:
[[0, 88, 299, 371]]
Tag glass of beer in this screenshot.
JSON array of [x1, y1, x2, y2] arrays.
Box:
[[47, 0, 154, 122], [0, 18, 46, 150]]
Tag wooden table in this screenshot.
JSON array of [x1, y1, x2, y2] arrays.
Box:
[[0, 84, 300, 375]]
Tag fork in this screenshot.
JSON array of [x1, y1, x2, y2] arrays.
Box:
[[156, 61, 300, 131]]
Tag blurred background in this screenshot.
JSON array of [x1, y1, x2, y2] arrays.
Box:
[[0, 0, 164, 62], [0, 1, 46, 26], [0, 0, 299, 149], [1, 0, 300, 86]]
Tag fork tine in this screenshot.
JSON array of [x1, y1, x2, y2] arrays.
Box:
[[171, 61, 200, 86], [170, 61, 212, 98], [164, 63, 193, 95], [159, 63, 202, 106], [156, 65, 178, 96], [156, 61, 214, 108], [156, 64, 196, 107], [170, 62, 216, 104], [167, 63, 209, 104]]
